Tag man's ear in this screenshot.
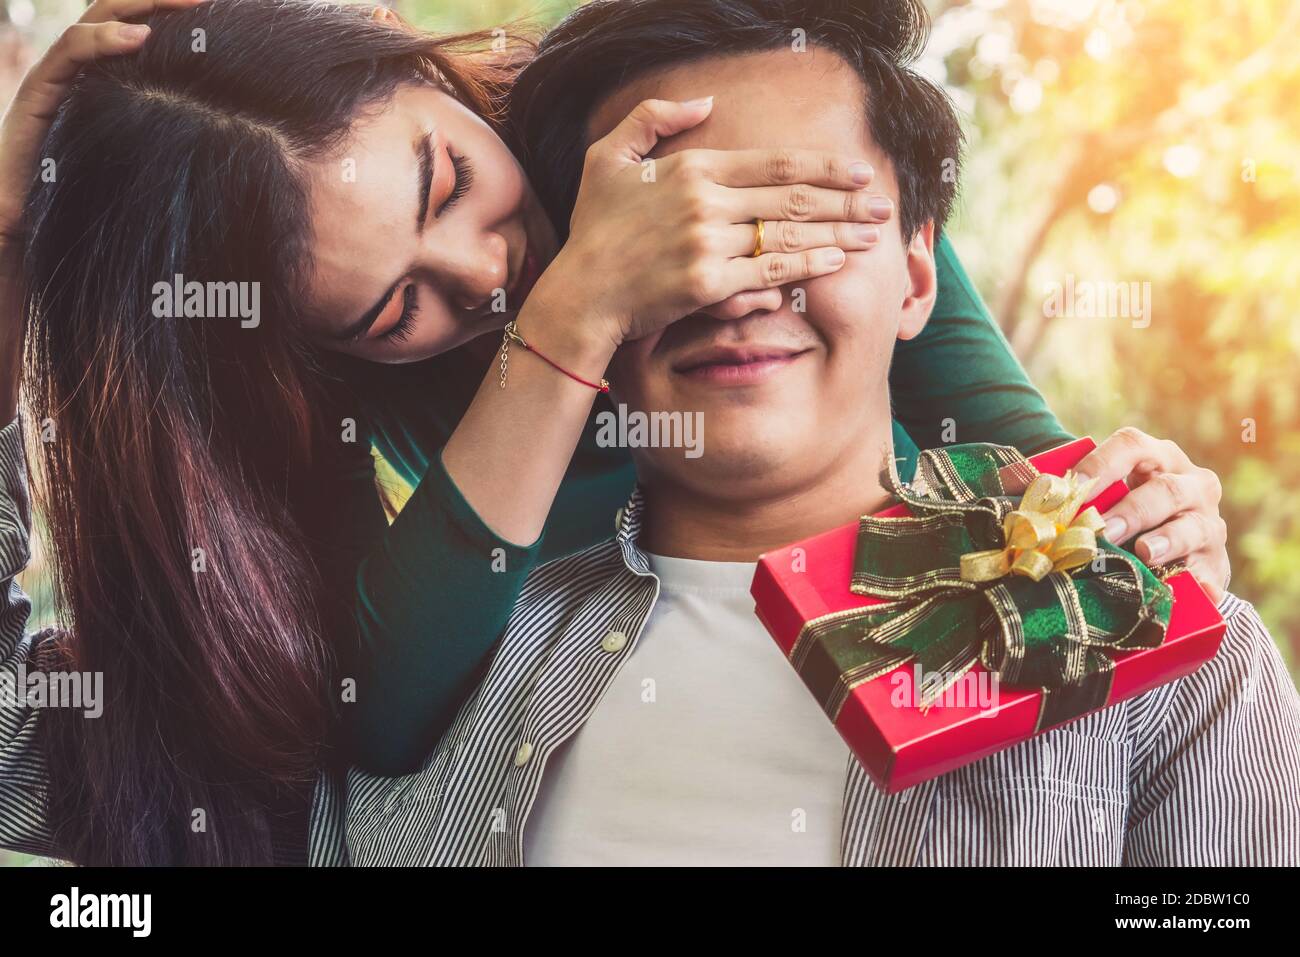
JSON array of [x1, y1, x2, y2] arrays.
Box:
[[897, 221, 937, 342]]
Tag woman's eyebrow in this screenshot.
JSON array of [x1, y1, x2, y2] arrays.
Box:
[[336, 135, 434, 343], [416, 132, 435, 229]]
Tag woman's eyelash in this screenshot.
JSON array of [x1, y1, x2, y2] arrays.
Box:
[[381, 149, 471, 344], [437, 151, 475, 216], [383, 284, 419, 343]]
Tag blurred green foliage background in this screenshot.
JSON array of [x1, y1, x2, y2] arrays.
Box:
[[1, 0, 1296, 865]]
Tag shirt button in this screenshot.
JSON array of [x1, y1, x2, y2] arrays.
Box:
[[601, 629, 629, 653], [513, 741, 534, 767]]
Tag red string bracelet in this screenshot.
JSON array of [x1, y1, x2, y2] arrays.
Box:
[[498, 320, 610, 394]]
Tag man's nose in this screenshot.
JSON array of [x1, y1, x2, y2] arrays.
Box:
[[430, 231, 509, 313], [696, 288, 785, 322]]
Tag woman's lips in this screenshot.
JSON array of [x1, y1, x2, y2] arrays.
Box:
[[673, 348, 811, 385]]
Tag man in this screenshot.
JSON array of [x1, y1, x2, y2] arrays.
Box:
[[344, 0, 1300, 866]]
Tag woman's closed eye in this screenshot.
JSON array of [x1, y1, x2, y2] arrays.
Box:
[[358, 144, 473, 344], [378, 151, 472, 341], [437, 150, 475, 216], [381, 283, 420, 344]]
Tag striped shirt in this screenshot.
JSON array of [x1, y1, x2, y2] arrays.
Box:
[[3, 416, 1299, 865]]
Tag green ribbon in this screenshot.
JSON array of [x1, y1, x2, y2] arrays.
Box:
[[790, 443, 1173, 731]]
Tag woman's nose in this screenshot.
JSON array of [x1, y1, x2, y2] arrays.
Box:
[[434, 232, 509, 313]]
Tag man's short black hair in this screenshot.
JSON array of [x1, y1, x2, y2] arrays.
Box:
[[509, 0, 963, 242]]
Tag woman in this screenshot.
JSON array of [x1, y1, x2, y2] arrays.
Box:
[[0, 0, 1228, 865]]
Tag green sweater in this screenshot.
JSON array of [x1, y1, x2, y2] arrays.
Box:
[[329, 234, 1071, 774]]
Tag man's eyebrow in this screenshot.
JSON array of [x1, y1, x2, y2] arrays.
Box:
[[335, 135, 432, 343]]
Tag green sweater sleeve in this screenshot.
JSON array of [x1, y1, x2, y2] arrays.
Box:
[[334, 445, 545, 775], [890, 234, 1073, 454]]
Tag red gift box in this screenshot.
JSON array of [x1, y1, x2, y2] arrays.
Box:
[[752, 437, 1227, 793]]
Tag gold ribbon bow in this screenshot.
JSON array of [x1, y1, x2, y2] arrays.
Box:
[[959, 471, 1107, 583]]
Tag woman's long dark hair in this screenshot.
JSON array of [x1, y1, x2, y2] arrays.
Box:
[[21, 0, 519, 865]]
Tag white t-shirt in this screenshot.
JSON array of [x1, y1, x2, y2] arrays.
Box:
[[523, 553, 850, 866]]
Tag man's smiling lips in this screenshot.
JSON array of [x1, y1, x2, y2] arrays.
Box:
[[671, 344, 813, 384]]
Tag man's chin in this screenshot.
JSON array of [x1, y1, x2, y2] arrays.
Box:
[[649, 428, 812, 488]]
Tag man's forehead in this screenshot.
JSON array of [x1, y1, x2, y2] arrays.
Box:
[[585, 47, 874, 158]]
